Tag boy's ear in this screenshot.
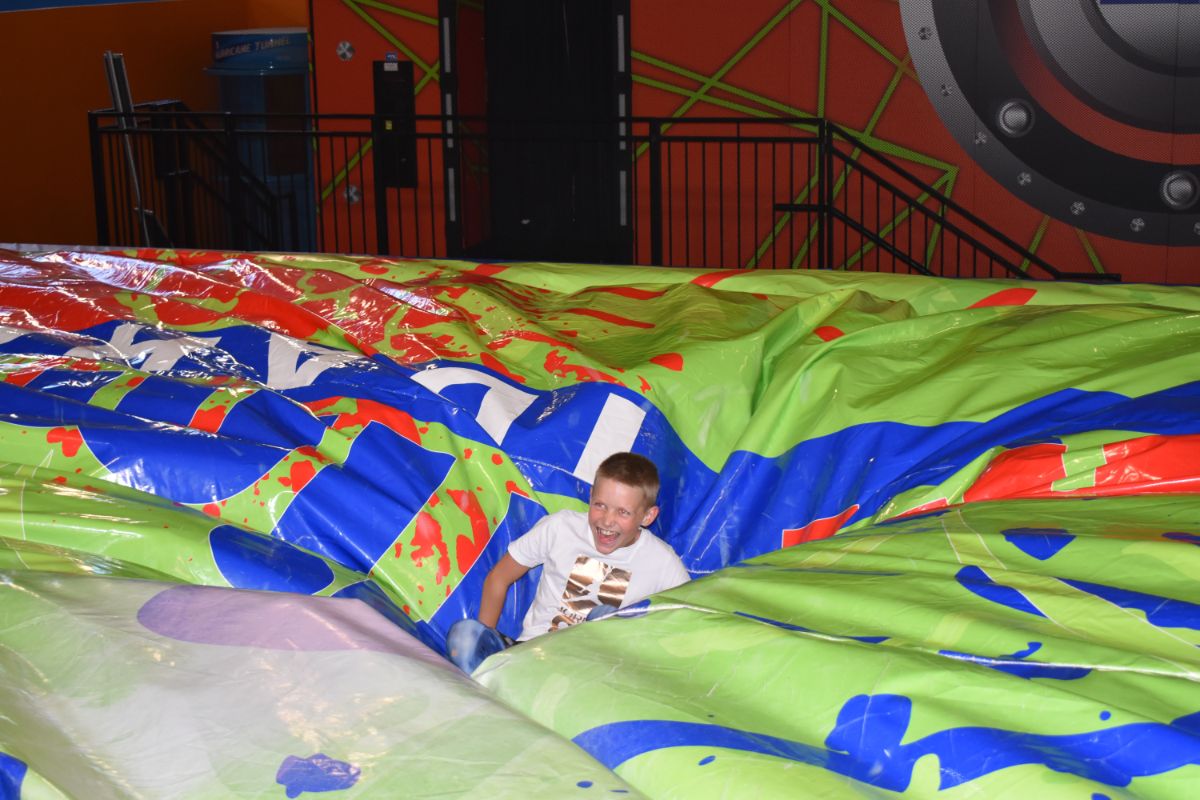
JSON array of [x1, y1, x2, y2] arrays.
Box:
[[641, 505, 660, 527]]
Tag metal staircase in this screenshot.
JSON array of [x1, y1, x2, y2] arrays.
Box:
[[88, 110, 1117, 281]]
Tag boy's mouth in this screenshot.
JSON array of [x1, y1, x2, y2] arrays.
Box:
[[594, 528, 620, 549]]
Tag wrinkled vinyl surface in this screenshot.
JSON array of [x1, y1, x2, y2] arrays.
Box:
[[479, 496, 1200, 799], [0, 247, 1198, 798], [0, 572, 641, 799]]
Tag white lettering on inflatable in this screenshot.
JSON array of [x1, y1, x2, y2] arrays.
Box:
[[573, 394, 646, 482], [411, 366, 538, 445], [65, 323, 222, 373], [0, 326, 30, 345], [265, 333, 363, 390]]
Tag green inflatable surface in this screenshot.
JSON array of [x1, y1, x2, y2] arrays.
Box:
[[0, 247, 1196, 798]]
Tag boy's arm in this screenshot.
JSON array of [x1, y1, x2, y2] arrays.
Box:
[[478, 553, 530, 628]]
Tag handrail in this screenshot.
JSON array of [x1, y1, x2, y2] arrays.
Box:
[[90, 103, 283, 250], [88, 110, 1120, 281], [823, 121, 1118, 282], [825, 144, 1030, 279]]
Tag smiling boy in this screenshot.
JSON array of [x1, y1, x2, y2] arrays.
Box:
[[447, 452, 690, 672]]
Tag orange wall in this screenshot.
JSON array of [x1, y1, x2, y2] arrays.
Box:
[[0, 0, 308, 246], [307, 0, 1199, 284], [8, 1, 1194, 283]]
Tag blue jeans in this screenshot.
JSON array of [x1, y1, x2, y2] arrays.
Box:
[[447, 619, 511, 673]]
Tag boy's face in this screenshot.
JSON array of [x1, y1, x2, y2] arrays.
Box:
[[588, 476, 660, 555]]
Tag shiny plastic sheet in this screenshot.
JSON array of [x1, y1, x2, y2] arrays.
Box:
[[478, 495, 1200, 799], [0, 571, 642, 799], [0, 247, 1198, 798]]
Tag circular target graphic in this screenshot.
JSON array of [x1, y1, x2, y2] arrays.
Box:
[[900, 0, 1200, 245]]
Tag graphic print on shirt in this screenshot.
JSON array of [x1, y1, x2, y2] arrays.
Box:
[[549, 556, 631, 632]]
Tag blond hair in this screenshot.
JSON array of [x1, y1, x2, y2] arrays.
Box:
[[595, 452, 660, 505]]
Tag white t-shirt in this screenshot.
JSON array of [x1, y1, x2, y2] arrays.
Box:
[[508, 509, 690, 641]]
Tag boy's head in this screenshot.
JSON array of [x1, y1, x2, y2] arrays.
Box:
[[588, 452, 660, 555]]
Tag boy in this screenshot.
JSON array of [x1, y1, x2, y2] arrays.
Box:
[[447, 452, 689, 673]]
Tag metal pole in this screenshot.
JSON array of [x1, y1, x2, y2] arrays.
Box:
[[823, 121, 835, 269], [649, 119, 663, 265], [88, 113, 111, 246], [103, 52, 151, 246], [372, 114, 391, 254], [816, 119, 826, 269]]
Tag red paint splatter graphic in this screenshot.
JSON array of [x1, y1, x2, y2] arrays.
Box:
[[423, 284, 470, 301], [397, 305, 457, 329], [302, 295, 387, 345], [47, 427, 83, 458], [563, 307, 655, 329], [583, 286, 667, 300], [961, 435, 1200, 502], [782, 505, 860, 547], [968, 288, 1037, 308], [411, 511, 451, 584], [448, 489, 491, 575], [691, 270, 743, 288], [230, 290, 329, 340], [294, 446, 331, 465], [393, 542, 404, 558], [3, 368, 44, 387], [506, 481, 529, 497], [491, 453, 504, 466], [0, 286, 123, 332], [189, 405, 228, 433], [202, 503, 221, 517], [1092, 435, 1200, 494], [649, 353, 684, 371], [331, 399, 421, 444], [896, 497, 950, 518], [479, 351, 526, 384], [146, 296, 222, 327], [814, 326, 845, 341], [487, 329, 578, 352], [389, 331, 467, 363], [964, 443, 1067, 503], [278, 459, 317, 493], [464, 263, 509, 277], [304, 396, 342, 414], [544, 350, 622, 384]]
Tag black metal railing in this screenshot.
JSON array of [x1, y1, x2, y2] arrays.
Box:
[[817, 122, 1109, 281], [89, 108, 1118, 281]]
